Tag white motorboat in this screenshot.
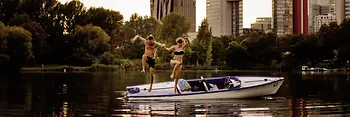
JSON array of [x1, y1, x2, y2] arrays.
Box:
[[125, 76, 284, 100]]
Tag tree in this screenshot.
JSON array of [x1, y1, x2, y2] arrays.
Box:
[[76, 7, 124, 35], [211, 37, 225, 66], [226, 41, 250, 69], [18, 0, 59, 22], [159, 12, 190, 43], [319, 22, 340, 50], [8, 13, 32, 26], [125, 13, 160, 37], [4, 26, 33, 71], [114, 14, 161, 59], [193, 18, 212, 66], [22, 22, 48, 64], [337, 19, 350, 63], [0, 0, 22, 24], [291, 34, 325, 65], [47, 0, 86, 34], [71, 24, 111, 57], [68, 48, 95, 66]]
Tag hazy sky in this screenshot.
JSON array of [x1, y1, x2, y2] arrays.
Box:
[[58, 0, 271, 30]]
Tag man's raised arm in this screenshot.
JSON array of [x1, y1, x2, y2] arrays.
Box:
[[131, 35, 147, 43]]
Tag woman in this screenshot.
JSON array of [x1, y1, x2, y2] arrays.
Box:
[[164, 37, 189, 94]]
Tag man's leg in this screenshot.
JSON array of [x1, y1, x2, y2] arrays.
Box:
[[141, 54, 147, 73], [148, 67, 155, 92]]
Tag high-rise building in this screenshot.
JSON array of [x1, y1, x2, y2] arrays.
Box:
[[346, 0, 350, 19], [334, 0, 350, 24], [206, 0, 243, 37], [310, 0, 336, 14], [272, 0, 308, 35], [309, 4, 321, 33], [150, 0, 196, 32], [313, 14, 337, 33], [250, 17, 272, 33], [272, 0, 293, 35], [308, 0, 335, 34]]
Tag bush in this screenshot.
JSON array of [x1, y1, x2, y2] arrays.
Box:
[[99, 52, 115, 65], [113, 58, 122, 65], [68, 48, 96, 66], [120, 59, 133, 69]]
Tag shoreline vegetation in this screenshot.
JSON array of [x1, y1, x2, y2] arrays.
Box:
[[1, 0, 350, 73], [20, 65, 349, 72], [20, 64, 348, 72]]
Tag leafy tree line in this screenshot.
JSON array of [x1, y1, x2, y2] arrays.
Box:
[[207, 20, 350, 70], [1, 0, 350, 72], [0, 0, 189, 71]]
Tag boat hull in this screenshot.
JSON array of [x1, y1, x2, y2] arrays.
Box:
[[126, 76, 284, 100], [127, 80, 283, 100]]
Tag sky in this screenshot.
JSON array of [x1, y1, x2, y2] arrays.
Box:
[[58, 0, 271, 31]]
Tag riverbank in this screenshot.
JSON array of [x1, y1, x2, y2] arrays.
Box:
[[22, 63, 348, 72], [21, 64, 271, 72], [21, 64, 223, 72]]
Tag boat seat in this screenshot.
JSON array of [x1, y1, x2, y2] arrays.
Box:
[[126, 87, 140, 94], [177, 79, 192, 92]]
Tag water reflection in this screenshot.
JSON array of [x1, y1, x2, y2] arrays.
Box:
[[0, 71, 350, 116]]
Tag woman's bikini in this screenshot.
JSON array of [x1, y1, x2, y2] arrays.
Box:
[[172, 48, 184, 60], [174, 50, 184, 55]]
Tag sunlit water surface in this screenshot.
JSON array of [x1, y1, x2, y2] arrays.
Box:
[[1, 70, 350, 117]]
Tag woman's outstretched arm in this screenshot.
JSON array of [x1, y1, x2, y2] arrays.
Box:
[[164, 45, 175, 51]]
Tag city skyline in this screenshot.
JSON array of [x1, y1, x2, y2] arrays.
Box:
[[58, 0, 272, 31]]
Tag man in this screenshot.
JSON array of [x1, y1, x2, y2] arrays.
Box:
[[131, 35, 165, 92]]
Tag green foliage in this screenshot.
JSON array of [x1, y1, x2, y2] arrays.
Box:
[[205, 38, 213, 66], [21, 22, 48, 64], [226, 41, 250, 69], [193, 18, 213, 66], [76, 7, 124, 35], [111, 14, 160, 59], [5, 26, 33, 57], [190, 42, 206, 65], [159, 12, 190, 43], [72, 24, 111, 56], [2, 0, 350, 71], [212, 37, 228, 66], [319, 22, 340, 50], [2, 26, 33, 70], [60, 0, 85, 32], [98, 52, 115, 65], [8, 13, 32, 26], [120, 59, 133, 69], [68, 48, 96, 66], [0, 0, 23, 24], [125, 14, 160, 37]]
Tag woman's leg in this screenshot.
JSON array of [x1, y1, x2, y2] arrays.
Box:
[[170, 60, 181, 79], [173, 64, 182, 94]]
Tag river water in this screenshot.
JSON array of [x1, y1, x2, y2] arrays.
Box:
[[1, 70, 350, 117]]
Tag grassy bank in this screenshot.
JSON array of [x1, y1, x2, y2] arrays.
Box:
[[21, 64, 282, 72], [21, 64, 231, 72]]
